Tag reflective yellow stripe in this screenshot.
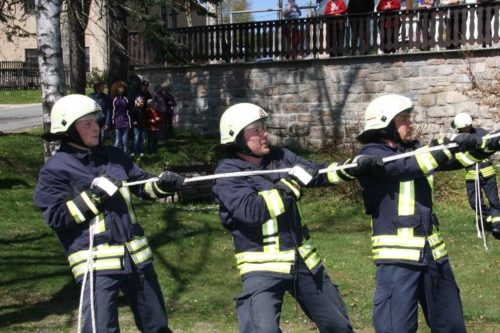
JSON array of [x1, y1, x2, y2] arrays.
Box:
[[398, 181, 415, 216], [326, 162, 348, 184], [481, 166, 496, 178], [415, 149, 438, 174], [432, 243, 448, 260], [262, 219, 279, 252], [298, 239, 321, 270], [372, 248, 422, 261], [72, 258, 123, 279], [372, 235, 426, 248], [260, 189, 285, 219], [427, 232, 443, 247], [397, 228, 414, 237], [68, 246, 125, 266], [119, 184, 138, 224], [237, 263, 293, 275], [235, 251, 296, 264], [129, 246, 153, 263], [125, 236, 153, 264], [126, 236, 149, 252], [456, 152, 480, 167], [67, 200, 86, 223]]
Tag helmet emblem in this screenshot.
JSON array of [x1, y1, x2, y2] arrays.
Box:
[[258, 109, 266, 117], [61, 119, 67, 126], [229, 130, 234, 137], [381, 116, 387, 122], [95, 102, 100, 110]]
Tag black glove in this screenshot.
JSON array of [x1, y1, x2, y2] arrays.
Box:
[[288, 163, 318, 187], [485, 130, 500, 151], [157, 171, 184, 192], [449, 133, 480, 152], [90, 174, 122, 206], [275, 178, 302, 201], [345, 155, 384, 177]]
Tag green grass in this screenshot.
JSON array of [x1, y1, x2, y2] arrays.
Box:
[[1, 130, 500, 332], [0, 89, 94, 104]]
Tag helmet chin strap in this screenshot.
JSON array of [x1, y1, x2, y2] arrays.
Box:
[[376, 121, 403, 145], [65, 124, 92, 148], [234, 133, 262, 157]]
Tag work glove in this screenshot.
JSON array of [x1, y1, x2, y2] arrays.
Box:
[[156, 171, 185, 192], [275, 178, 302, 201], [345, 155, 384, 177], [288, 163, 319, 187], [90, 174, 122, 206], [449, 133, 480, 152], [485, 130, 500, 151]]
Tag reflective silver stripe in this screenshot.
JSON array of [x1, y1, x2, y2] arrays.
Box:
[[372, 235, 426, 248], [263, 219, 279, 252], [416, 150, 437, 174], [457, 152, 479, 166], [326, 162, 345, 184], [260, 189, 284, 219], [372, 248, 421, 261], [71, 258, 123, 278], [130, 246, 153, 263], [432, 243, 448, 260], [119, 184, 138, 224], [67, 200, 86, 223], [235, 251, 295, 264], [398, 181, 415, 216], [427, 233, 443, 247], [127, 236, 149, 252], [237, 262, 293, 275], [68, 246, 125, 266]]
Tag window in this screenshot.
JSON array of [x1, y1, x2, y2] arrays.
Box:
[[85, 47, 90, 72], [25, 49, 37, 63], [25, 0, 36, 14]]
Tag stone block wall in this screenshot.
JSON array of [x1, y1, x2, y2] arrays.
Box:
[[139, 49, 500, 149]]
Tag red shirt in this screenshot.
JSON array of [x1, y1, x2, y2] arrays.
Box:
[[376, 0, 401, 11], [146, 107, 162, 130], [324, 0, 347, 16]]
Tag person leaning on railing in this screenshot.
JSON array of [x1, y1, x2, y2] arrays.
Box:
[[439, 0, 466, 49], [417, 0, 435, 51], [282, 0, 302, 59], [476, 0, 495, 47], [376, 0, 402, 54], [324, 0, 347, 57]]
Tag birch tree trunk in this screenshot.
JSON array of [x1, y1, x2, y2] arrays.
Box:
[[36, 0, 67, 161]]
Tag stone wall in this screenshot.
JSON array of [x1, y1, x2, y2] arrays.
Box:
[[139, 49, 500, 149]]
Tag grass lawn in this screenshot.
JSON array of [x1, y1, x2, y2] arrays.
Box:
[[0, 129, 499, 332], [0, 89, 94, 104]]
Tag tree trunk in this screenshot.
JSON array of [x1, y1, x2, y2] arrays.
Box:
[[185, 1, 193, 27], [68, 0, 91, 94], [36, 0, 67, 161], [107, 0, 128, 91]]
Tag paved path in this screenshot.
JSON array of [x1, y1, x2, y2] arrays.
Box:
[[0, 103, 43, 133]]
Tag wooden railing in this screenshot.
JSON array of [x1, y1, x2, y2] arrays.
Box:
[[0, 61, 40, 90], [128, 2, 500, 66]]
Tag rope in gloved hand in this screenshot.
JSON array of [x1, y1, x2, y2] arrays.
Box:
[[122, 142, 462, 188]]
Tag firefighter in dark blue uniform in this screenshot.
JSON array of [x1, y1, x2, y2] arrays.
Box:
[[34, 95, 184, 333], [354, 94, 499, 333], [212, 103, 383, 333], [452, 112, 500, 239]]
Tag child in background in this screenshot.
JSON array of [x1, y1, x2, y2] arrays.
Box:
[[146, 99, 162, 154], [131, 96, 147, 157], [164, 86, 177, 136]]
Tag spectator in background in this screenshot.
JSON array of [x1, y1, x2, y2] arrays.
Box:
[[131, 96, 147, 157], [110, 80, 132, 154], [139, 80, 153, 111], [283, 0, 302, 59], [417, 0, 435, 50], [347, 0, 375, 54], [127, 65, 142, 103], [324, 0, 347, 57], [145, 99, 162, 154], [439, 0, 466, 49], [153, 85, 168, 138], [164, 86, 177, 137], [377, 0, 401, 54], [88, 80, 110, 143]]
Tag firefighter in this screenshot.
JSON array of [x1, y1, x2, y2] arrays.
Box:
[[353, 94, 499, 333], [33, 94, 184, 333], [452, 112, 500, 239], [212, 103, 382, 333]]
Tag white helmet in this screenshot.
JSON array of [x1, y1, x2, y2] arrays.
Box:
[[214, 103, 269, 152], [452, 113, 473, 129], [356, 94, 414, 144], [41, 94, 102, 141]]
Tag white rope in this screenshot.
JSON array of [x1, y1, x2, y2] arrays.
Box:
[[78, 216, 98, 333], [122, 142, 462, 187], [474, 163, 489, 251]]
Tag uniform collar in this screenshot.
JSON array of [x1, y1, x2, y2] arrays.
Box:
[[60, 141, 107, 158]]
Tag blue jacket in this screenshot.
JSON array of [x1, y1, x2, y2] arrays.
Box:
[[34, 142, 171, 283], [357, 139, 490, 266], [88, 91, 110, 127], [212, 148, 353, 279], [463, 127, 496, 180]]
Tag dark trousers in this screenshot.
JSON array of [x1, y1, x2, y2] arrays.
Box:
[[80, 264, 171, 333], [234, 257, 354, 333], [147, 129, 159, 154], [372, 243, 466, 333], [466, 174, 500, 228]]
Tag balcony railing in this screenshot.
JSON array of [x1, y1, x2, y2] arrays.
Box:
[[129, 2, 500, 66]]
